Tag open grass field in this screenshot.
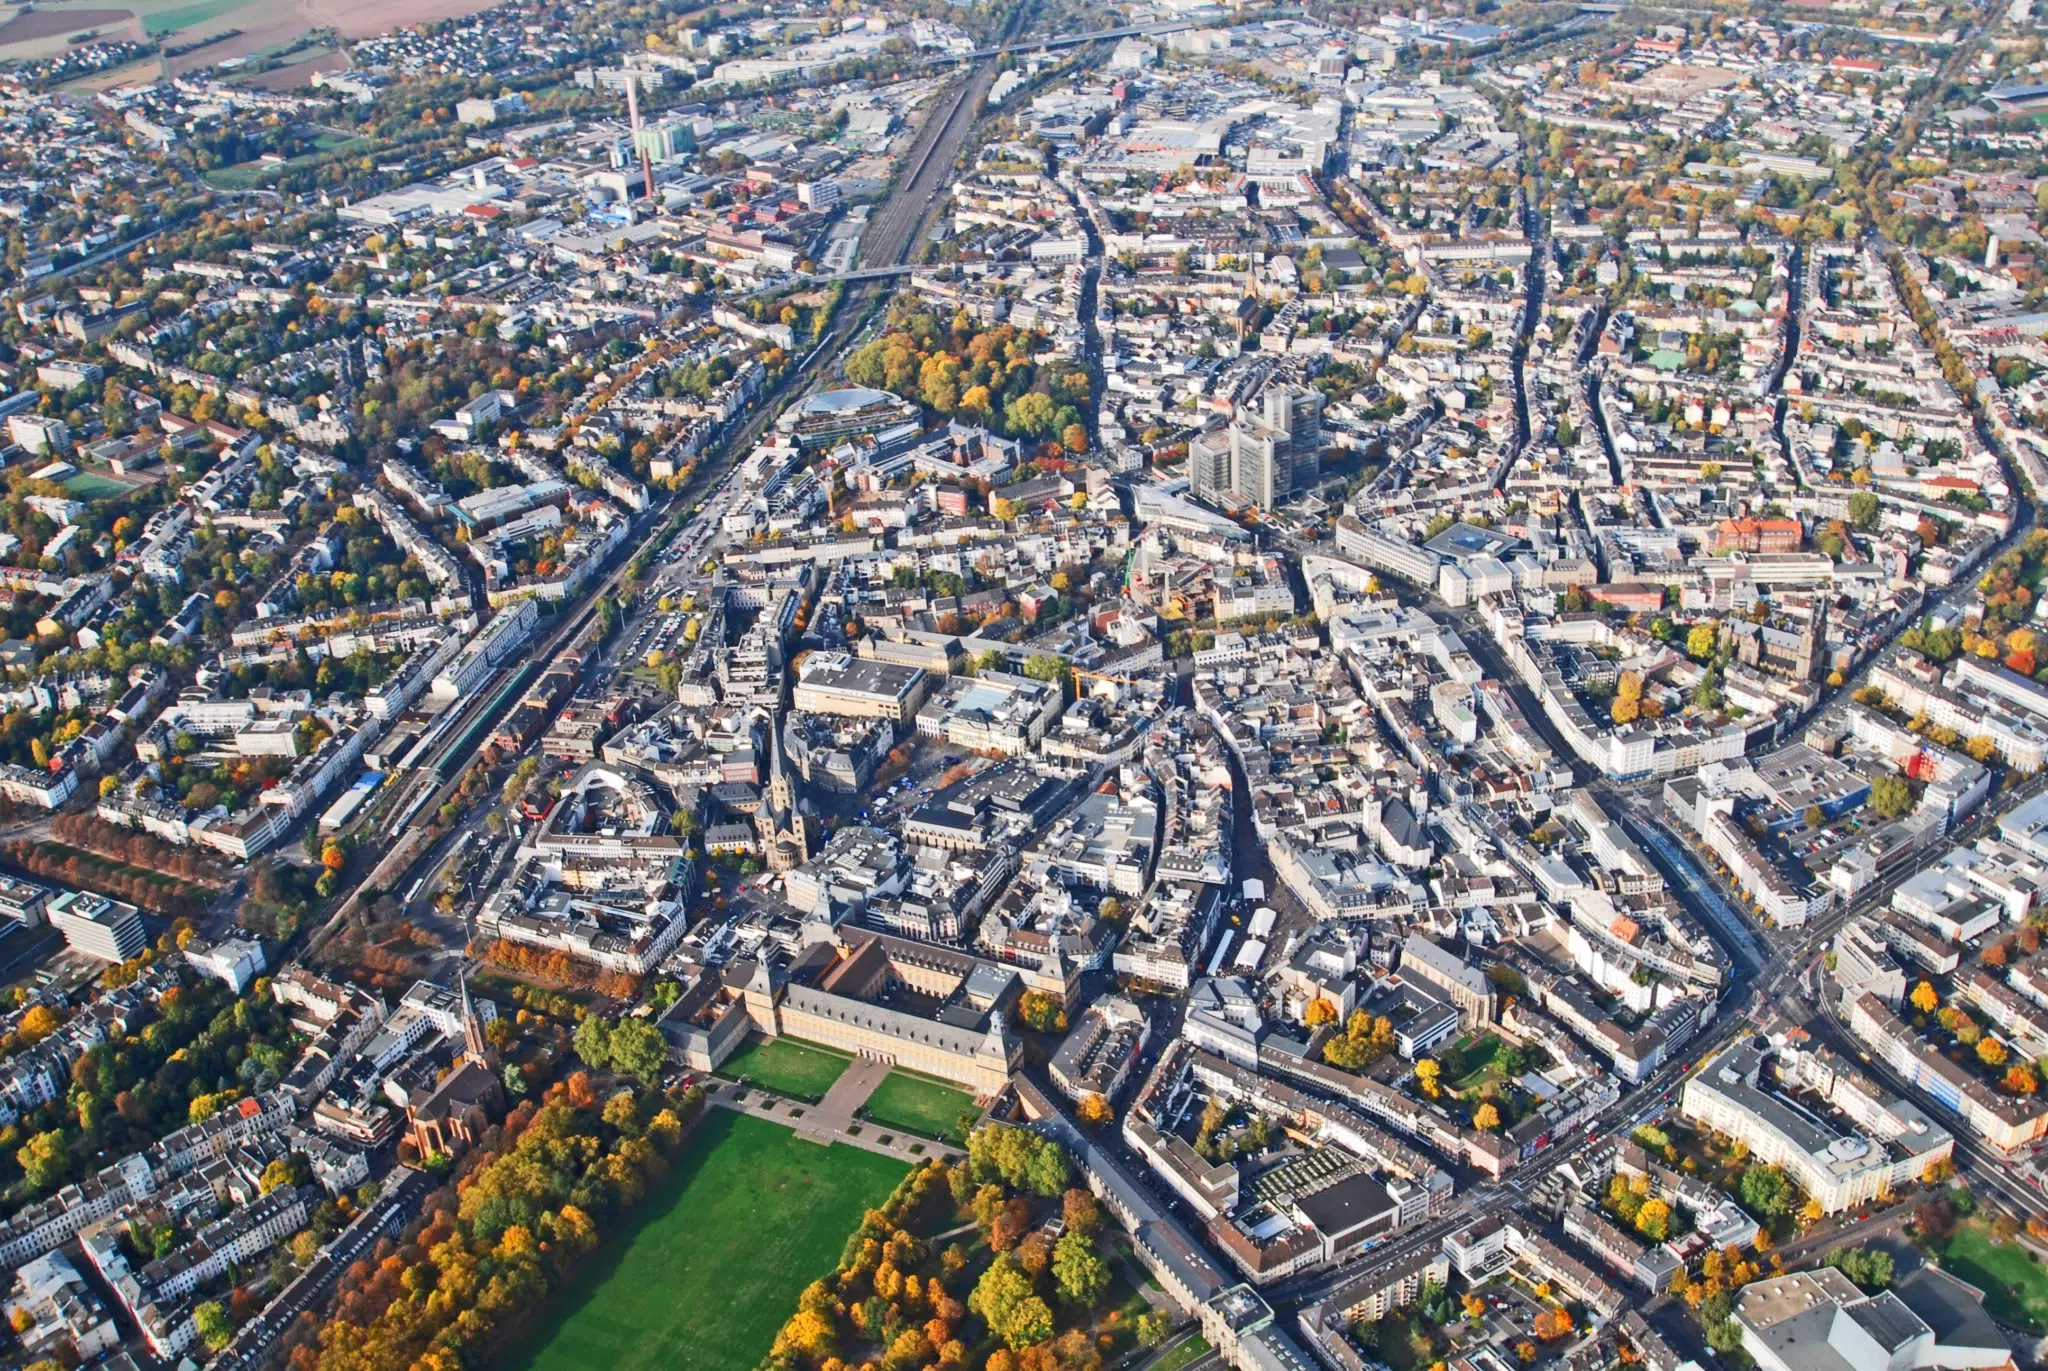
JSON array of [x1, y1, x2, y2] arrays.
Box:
[[717, 1035, 851, 1101], [1149, 1335, 1212, 1371], [142, 0, 236, 36], [508, 1111, 907, 1371], [1941, 1221, 2048, 1331], [1449, 1034, 1504, 1091], [862, 1069, 976, 1141]]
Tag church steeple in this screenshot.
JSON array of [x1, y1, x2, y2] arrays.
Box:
[[458, 968, 495, 1069], [755, 711, 814, 873]]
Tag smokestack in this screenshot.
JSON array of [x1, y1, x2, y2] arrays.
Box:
[[624, 76, 655, 201]]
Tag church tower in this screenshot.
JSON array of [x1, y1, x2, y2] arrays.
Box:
[[756, 715, 815, 873], [458, 968, 497, 1070]]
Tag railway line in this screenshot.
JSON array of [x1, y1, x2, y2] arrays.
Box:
[[857, 0, 1033, 269]]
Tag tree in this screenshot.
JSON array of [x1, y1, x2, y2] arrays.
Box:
[[1022, 654, 1068, 686], [1978, 1036, 2010, 1067], [1804, 805, 1826, 829], [1739, 1164, 1793, 1217], [1687, 624, 1717, 659], [1848, 490, 1882, 531], [1052, 1231, 1110, 1307], [259, 1157, 295, 1194], [1533, 1308, 1574, 1341], [1827, 1246, 1894, 1290], [1911, 980, 1939, 1014], [1869, 774, 1914, 819], [1005, 391, 1056, 438], [195, 1302, 233, 1353], [573, 1015, 613, 1071], [970, 1254, 1055, 1350], [1305, 998, 1338, 1027], [1414, 1059, 1441, 1099], [17, 1004, 59, 1045], [1076, 1093, 1114, 1127], [608, 1019, 668, 1084], [16, 1131, 66, 1192], [1063, 1188, 1101, 1237], [1634, 1198, 1671, 1241], [2005, 1064, 2039, 1095], [1474, 1102, 1501, 1130]]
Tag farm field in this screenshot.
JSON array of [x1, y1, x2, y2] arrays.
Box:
[[508, 1110, 906, 1371]]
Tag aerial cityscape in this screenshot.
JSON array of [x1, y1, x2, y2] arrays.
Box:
[[9, 1, 2048, 1371]]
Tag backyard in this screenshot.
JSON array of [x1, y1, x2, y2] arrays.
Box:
[[717, 1035, 851, 1101], [507, 1110, 907, 1371], [861, 1069, 977, 1142]]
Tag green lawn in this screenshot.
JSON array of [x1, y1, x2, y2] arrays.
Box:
[[1942, 1221, 2048, 1330], [1449, 1033, 1503, 1090], [508, 1110, 907, 1371], [717, 1035, 851, 1101], [862, 1069, 977, 1141], [1149, 1334, 1211, 1371]]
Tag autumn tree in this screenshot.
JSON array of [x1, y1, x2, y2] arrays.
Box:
[[1051, 1231, 1109, 1308], [1910, 981, 1939, 1014]]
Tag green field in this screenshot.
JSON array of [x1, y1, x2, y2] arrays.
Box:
[[717, 1035, 851, 1101], [144, 0, 242, 35], [63, 472, 134, 500], [1449, 1034, 1504, 1090], [509, 1111, 907, 1371], [1942, 1221, 2048, 1330], [862, 1069, 976, 1141], [1149, 1334, 1212, 1371]]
